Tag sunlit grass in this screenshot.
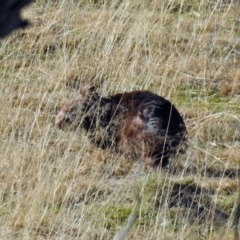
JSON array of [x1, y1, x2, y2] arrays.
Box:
[[0, 0, 239, 239]]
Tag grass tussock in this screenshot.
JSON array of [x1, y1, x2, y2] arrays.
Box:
[[0, 0, 240, 239]]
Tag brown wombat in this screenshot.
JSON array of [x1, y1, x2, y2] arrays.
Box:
[[55, 86, 187, 167]]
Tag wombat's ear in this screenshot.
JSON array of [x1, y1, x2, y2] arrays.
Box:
[[80, 85, 96, 95], [88, 86, 96, 92]]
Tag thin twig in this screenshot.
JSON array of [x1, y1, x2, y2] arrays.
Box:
[[113, 194, 141, 240]]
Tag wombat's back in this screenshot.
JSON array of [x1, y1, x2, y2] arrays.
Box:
[[110, 90, 186, 138], [109, 91, 187, 167]]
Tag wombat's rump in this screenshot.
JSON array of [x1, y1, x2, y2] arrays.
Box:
[[56, 86, 187, 167]]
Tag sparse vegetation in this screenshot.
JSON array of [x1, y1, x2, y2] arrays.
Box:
[[0, 0, 240, 239]]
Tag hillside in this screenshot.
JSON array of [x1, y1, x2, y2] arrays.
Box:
[[0, 0, 240, 239]]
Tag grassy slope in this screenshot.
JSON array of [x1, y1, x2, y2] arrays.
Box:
[[0, 0, 240, 239]]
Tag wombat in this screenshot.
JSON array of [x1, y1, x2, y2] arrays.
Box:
[[55, 86, 187, 167]]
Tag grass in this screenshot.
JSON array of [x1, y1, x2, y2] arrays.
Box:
[[0, 0, 240, 239]]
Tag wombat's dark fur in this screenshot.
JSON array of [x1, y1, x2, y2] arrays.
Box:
[[56, 86, 187, 167]]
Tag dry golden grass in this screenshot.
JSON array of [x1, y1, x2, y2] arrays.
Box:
[[0, 0, 240, 239]]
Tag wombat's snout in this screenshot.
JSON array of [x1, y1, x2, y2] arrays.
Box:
[[55, 110, 65, 128], [55, 109, 77, 128]]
